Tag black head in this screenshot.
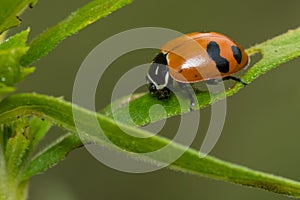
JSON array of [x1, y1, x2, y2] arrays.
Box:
[[146, 52, 172, 99]]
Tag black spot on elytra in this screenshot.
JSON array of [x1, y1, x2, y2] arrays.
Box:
[[231, 45, 242, 64], [206, 41, 229, 73]]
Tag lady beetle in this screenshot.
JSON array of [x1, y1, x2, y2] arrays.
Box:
[[146, 32, 249, 109]]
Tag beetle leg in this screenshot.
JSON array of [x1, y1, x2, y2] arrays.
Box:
[[177, 82, 195, 111], [157, 87, 171, 99], [148, 83, 157, 95], [223, 76, 247, 85]]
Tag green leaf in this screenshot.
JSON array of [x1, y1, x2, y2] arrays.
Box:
[[0, 29, 34, 97], [0, 0, 37, 33], [20, 0, 133, 66], [0, 123, 14, 153], [23, 133, 82, 180], [0, 117, 49, 200], [102, 27, 300, 126], [0, 49, 29, 86], [0, 83, 15, 96], [0, 117, 49, 176], [25, 117, 51, 154], [21, 117, 51, 165], [0, 93, 300, 197], [0, 28, 28, 51], [4, 126, 29, 182]]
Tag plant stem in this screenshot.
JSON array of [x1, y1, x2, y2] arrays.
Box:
[[0, 180, 29, 200], [13, 181, 29, 200]]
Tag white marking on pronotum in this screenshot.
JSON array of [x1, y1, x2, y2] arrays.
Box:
[[163, 71, 169, 89], [146, 71, 169, 90], [155, 66, 159, 75]]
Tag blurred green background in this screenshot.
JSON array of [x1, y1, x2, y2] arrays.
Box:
[[9, 0, 300, 199]]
